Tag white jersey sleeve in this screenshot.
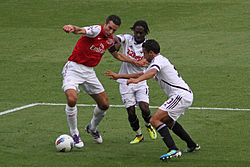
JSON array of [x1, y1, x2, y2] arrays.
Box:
[[116, 34, 126, 43], [83, 25, 101, 38]]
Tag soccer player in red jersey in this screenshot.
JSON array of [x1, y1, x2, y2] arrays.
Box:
[[61, 15, 145, 148]]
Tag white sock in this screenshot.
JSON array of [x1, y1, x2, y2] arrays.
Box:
[[135, 128, 142, 136], [145, 122, 151, 127], [90, 106, 106, 131], [65, 104, 79, 136]]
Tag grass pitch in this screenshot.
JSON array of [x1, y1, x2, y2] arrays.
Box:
[[0, 0, 249, 166]]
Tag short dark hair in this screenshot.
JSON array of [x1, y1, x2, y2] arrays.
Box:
[[106, 15, 121, 26], [130, 20, 150, 34], [142, 39, 160, 54]]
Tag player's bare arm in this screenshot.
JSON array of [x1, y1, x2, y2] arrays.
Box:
[[127, 68, 157, 85], [105, 70, 143, 80], [136, 58, 149, 67], [116, 52, 149, 67], [109, 50, 148, 67], [63, 25, 86, 34]]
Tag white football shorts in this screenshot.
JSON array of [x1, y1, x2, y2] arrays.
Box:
[[62, 61, 104, 94], [119, 83, 149, 108], [159, 91, 193, 121]]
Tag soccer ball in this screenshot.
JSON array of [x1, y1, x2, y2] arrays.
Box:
[[55, 134, 74, 152]]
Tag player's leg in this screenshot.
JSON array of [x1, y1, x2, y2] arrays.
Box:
[[80, 68, 108, 143], [89, 91, 109, 131], [65, 89, 78, 135], [171, 121, 200, 152], [119, 84, 143, 144], [64, 89, 84, 148], [135, 85, 151, 126], [168, 92, 200, 153], [138, 101, 157, 140], [62, 61, 84, 148], [136, 85, 157, 140], [126, 105, 144, 144], [138, 101, 151, 125], [85, 91, 109, 144], [151, 109, 178, 150], [150, 109, 181, 161]]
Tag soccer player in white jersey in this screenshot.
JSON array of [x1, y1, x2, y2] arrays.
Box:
[[106, 39, 200, 161], [61, 15, 146, 148], [110, 20, 157, 144]]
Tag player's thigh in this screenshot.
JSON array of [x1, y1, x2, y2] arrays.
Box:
[[65, 89, 78, 105], [150, 109, 172, 127]]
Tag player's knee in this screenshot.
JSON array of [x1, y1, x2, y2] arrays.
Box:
[[161, 116, 174, 128], [98, 103, 109, 110], [67, 96, 77, 107], [65, 90, 77, 107]]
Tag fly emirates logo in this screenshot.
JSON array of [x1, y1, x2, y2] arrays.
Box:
[[90, 43, 105, 54]]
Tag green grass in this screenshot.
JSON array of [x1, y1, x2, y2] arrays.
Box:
[[0, 0, 250, 166], [0, 105, 249, 167]]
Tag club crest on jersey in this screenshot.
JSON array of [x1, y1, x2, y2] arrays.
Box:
[[106, 39, 113, 45]]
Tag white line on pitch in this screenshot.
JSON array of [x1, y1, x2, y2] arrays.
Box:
[[0, 103, 39, 116], [1, 103, 250, 116], [38, 103, 250, 111]]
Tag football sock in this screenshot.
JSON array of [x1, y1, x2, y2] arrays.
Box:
[[65, 104, 79, 135], [129, 115, 140, 132], [171, 121, 196, 148], [156, 124, 179, 150], [90, 106, 106, 131], [142, 111, 151, 125], [135, 128, 142, 135]]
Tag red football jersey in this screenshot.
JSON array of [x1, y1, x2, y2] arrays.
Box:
[[68, 25, 114, 67]]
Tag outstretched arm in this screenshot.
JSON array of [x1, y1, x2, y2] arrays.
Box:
[[105, 70, 143, 80], [127, 68, 157, 85], [63, 25, 86, 34], [108, 36, 149, 67], [109, 51, 148, 67]]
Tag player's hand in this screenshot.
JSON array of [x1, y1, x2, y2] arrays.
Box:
[[63, 25, 75, 33], [133, 58, 149, 67], [127, 78, 138, 85], [105, 70, 119, 80]]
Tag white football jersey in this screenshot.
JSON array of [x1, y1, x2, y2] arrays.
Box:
[[146, 54, 191, 96], [116, 34, 146, 85]]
